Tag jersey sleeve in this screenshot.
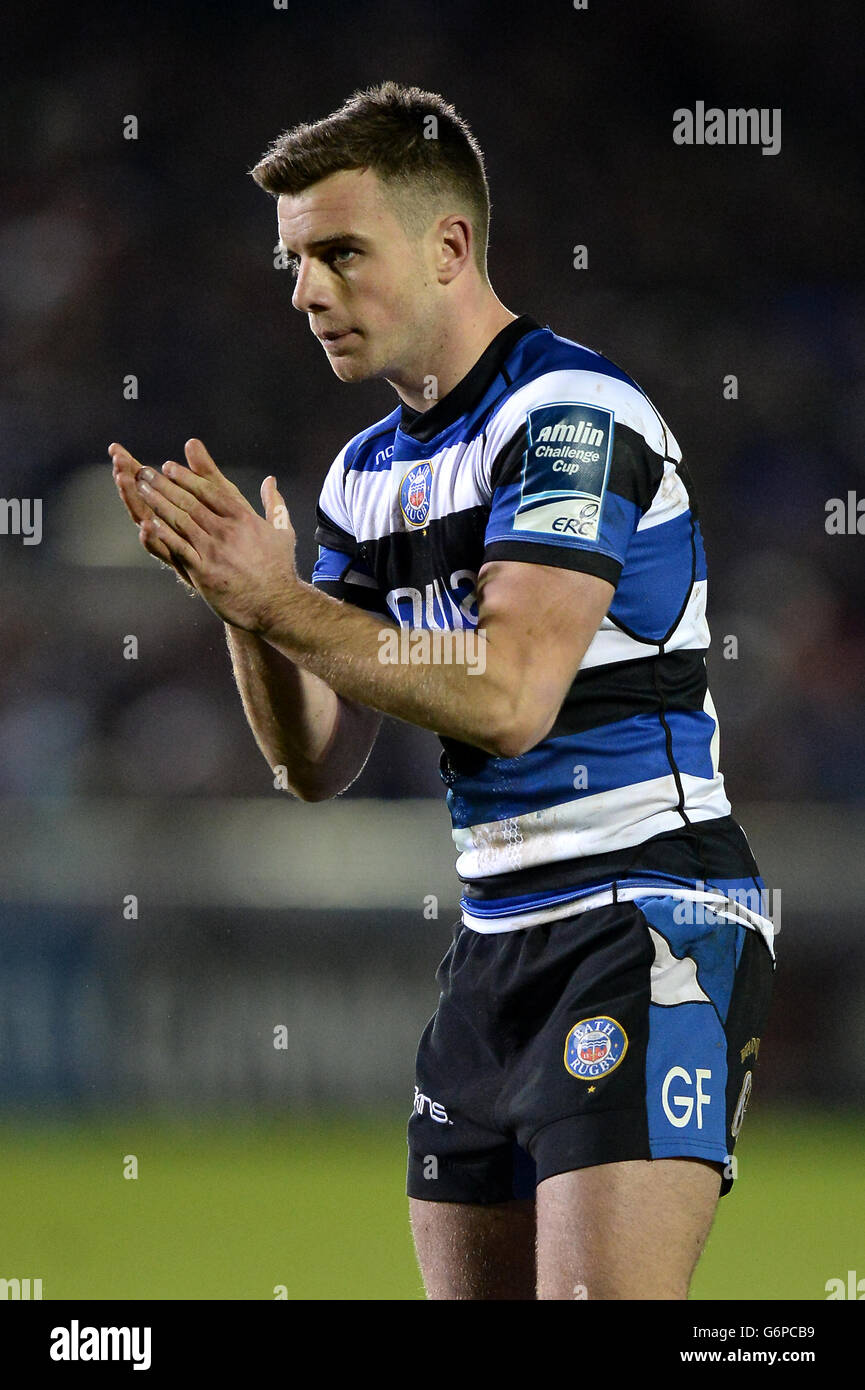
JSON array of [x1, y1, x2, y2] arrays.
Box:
[[310, 446, 391, 617], [480, 373, 670, 588]]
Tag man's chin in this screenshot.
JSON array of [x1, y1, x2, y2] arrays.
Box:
[[326, 349, 377, 383], [327, 357, 369, 382]]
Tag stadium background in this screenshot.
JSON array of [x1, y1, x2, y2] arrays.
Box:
[[0, 0, 862, 1299]]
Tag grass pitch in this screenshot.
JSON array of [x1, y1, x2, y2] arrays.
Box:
[[0, 1107, 858, 1300]]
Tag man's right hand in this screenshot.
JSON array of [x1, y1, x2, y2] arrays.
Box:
[[108, 441, 194, 589]]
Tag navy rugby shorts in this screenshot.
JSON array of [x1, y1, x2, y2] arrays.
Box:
[[406, 894, 775, 1203]]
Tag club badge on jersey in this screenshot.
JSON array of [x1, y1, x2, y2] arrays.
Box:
[[399, 461, 434, 527], [513, 401, 614, 542]]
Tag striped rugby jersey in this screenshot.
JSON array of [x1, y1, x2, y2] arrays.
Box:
[[311, 315, 770, 942]]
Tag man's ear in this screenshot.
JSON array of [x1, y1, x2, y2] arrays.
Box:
[[436, 214, 473, 283]]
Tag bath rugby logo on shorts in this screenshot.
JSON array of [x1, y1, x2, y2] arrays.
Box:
[[513, 402, 613, 542], [399, 461, 433, 527], [564, 1016, 628, 1080]]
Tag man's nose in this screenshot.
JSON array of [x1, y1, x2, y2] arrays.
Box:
[[291, 259, 330, 314]]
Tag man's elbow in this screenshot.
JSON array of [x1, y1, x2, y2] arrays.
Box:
[[484, 729, 538, 760], [482, 704, 556, 760], [284, 770, 354, 802], [286, 781, 337, 803], [270, 762, 344, 803]]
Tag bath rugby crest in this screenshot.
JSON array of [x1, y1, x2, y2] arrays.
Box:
[[310, 314, 769, 935], [399, 461, 433, 527], [564, 1016, 629, 1080]]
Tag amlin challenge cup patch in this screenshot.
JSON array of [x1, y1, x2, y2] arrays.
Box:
[[513, 401, 613, 541], [564, 1016, 629, 1080]]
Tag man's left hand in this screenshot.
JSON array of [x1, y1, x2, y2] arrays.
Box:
[[133, 437, 298, 631]]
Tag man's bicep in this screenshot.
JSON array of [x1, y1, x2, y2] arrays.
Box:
[[476, 559, 615, 749], [477, 558, 615, 672]]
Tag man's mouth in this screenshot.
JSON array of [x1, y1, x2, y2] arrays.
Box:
[[319, 328, 358, 345]]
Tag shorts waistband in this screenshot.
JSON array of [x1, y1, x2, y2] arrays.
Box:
[[461, 884, 777, 959]]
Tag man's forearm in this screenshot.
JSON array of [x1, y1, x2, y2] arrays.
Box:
[[256, 580, 534, 758], [119, 439, 568, 759], [225, 624, 379, 797]]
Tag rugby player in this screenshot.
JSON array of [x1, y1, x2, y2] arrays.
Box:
[[110, 82, 775, 1300]]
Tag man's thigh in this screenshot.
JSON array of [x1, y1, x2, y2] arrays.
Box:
[[406, 900, 774, 1298], [409, 1196, 536, 1300], [408, 1155, 719, 1300], [535, 1156, 722, 1300]]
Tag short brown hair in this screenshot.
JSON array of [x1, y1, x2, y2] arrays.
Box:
[[250, 81, 491, 275]]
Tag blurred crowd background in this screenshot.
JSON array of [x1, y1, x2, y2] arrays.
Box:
[[0, 0, 863, 1118]]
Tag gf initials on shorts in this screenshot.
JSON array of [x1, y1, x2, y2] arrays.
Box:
[[661, 1066, 712, 1128]]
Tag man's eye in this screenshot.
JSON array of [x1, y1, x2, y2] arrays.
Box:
[[285, 248, 357, 278]]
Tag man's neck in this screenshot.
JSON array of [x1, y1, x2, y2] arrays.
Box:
[[389, 298, 518, 413]]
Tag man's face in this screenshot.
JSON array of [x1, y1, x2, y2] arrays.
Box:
[[277, 168, 439, 386]]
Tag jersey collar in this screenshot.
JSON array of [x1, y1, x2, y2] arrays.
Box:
[[398, 313, 542, 443]]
